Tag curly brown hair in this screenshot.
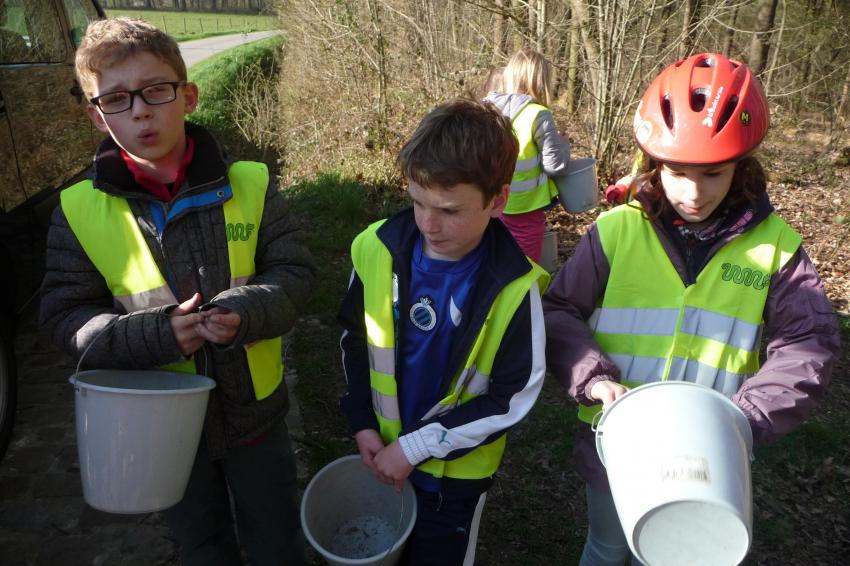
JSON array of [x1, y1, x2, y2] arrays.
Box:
[[630, 152, 767, 220]]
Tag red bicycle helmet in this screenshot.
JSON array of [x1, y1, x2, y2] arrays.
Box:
[[633, 53, 769, 165]]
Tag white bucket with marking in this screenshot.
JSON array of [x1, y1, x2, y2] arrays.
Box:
[[301, 455, 417, 566], [595, 381, 753, 566], [555, 157, 599, 213], [71, 370, 215, 514]]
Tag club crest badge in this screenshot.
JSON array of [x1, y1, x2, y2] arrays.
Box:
[[410, 296, 437, 331]]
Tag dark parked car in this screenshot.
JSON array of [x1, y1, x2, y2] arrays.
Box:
[[0, 0, 105, 460]]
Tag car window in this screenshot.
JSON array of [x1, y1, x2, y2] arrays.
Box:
[[0, 0, 65, 64], [64, 0, 99, 47]]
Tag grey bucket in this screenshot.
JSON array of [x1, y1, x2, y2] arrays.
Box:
[[555, 157, 600, 213], [301, 455, 417, 566], [71, 370, 215, 514]]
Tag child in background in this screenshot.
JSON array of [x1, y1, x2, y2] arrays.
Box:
[[484, 47, 570, 262], [479, 66, 504, 98], [39, 18, 315, 565], [339, 99, 548, 565], [542, 53, 839, 566]]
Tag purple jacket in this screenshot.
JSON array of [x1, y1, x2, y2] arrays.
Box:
[[542, 193, 841, 492]]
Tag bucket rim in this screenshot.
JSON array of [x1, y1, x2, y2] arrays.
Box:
[[69, 370, 216, 395], [565, 157, 596, 175], [595, 381, 753, 465], [300, 454, 418, 565]]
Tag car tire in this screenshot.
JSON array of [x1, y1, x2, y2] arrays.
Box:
[[0, 335, 16, 461]]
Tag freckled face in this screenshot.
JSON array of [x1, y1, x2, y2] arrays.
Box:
[[408, 180, 508, 261], [659, 161, 736, 222]]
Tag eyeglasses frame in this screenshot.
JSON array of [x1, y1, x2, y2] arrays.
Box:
[[89, 81, 188, 115]]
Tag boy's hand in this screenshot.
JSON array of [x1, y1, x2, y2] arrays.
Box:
[[169, 293, 206, 356], [590, 380, 629, 410], [373, 440, 414, 492], [197, 306, 241, 345], [354, 429, 385, 472]]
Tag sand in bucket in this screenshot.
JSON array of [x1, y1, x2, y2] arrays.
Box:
[[330, 515, 398, 559]]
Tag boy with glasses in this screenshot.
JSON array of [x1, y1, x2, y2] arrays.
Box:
[[39, 17, 315, 565]]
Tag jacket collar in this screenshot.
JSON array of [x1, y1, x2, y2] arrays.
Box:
[[375, 207, 532, 289]]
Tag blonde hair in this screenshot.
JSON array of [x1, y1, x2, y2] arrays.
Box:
[[503, 47, 553, 107], [75, 17, 186, 97]]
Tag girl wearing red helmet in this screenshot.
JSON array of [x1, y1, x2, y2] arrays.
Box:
[[543, 54, 838, 565]]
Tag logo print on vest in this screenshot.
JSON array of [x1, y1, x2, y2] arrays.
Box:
[[720, 262, 771, 289], [226, 222, 255, 242], [410, 296, 437, 331]]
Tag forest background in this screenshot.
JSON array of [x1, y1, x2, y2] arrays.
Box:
[[118, 1, 848, 564]]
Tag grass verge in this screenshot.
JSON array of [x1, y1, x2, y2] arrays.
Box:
[[187, 36, 283, 163], [105, 9, 277, 42]]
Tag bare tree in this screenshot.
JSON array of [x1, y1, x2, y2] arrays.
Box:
[[748, 0, 778, 76]]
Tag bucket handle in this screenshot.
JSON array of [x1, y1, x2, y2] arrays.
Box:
[[70, 310, 208, 386], [590, 409, 604, 433]]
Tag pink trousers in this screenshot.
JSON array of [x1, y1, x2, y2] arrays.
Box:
[[500, 210, 546, 262]]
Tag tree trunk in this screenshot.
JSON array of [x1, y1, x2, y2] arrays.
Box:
[[537, 0, 548, 52], [493, 0, 508, 59], [679, 0, 701, 58], [568, 0, 598, 93], [564, 8, 579, 114], [721, 4, 739, 55], [748, 0, 779, 76]]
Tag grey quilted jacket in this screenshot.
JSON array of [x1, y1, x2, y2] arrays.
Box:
[[40, 123, 317, 459]]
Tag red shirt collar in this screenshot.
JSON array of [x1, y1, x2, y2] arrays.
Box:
[[120, 135, 195, 201]]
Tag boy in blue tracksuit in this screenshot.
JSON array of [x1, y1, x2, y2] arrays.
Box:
[[338, 99, 548, 565]]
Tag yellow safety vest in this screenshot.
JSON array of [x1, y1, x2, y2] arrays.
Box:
[[578, 203, 801, 423], [351, 220, 549, 479], [60, 161, 283, 400], [504, 102, 559, 214]]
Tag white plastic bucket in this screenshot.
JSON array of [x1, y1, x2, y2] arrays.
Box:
[[301, 455, 417, 566], [555, 157, 599, 213], [539, 229, 558, 272], [595, 381, 753, 566], [71, 370, 215, 514]]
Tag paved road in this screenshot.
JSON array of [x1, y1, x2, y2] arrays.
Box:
[[179, 30, 281, 68]]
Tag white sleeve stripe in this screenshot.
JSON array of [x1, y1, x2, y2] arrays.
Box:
[[408, 281, 546, 460]]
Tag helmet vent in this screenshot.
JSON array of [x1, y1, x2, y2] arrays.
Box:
[[661, 96, 674, 130], [691, 88, 709, 112], [695, 56, 715, 68], [715, 95, 739, 132]]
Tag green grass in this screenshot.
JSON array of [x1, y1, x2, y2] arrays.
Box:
[[105, 9, 277, 42], [281, 174, 405, 476], [839, 312, 850, 340], [187, 36, 283, 159]]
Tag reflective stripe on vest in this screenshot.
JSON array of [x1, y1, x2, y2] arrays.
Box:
[[503, 102, 558, 214], [578, 203, 801, 423], [351, 220, 549, 479], [60, 161, 283, 400]]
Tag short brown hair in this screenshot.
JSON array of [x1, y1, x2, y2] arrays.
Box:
[[75, 17, 186, 98], [632, 152, 767, 219], [398, 99, 519, 203]]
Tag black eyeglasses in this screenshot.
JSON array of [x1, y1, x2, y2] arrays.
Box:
[[89, 81, 186, 114]]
